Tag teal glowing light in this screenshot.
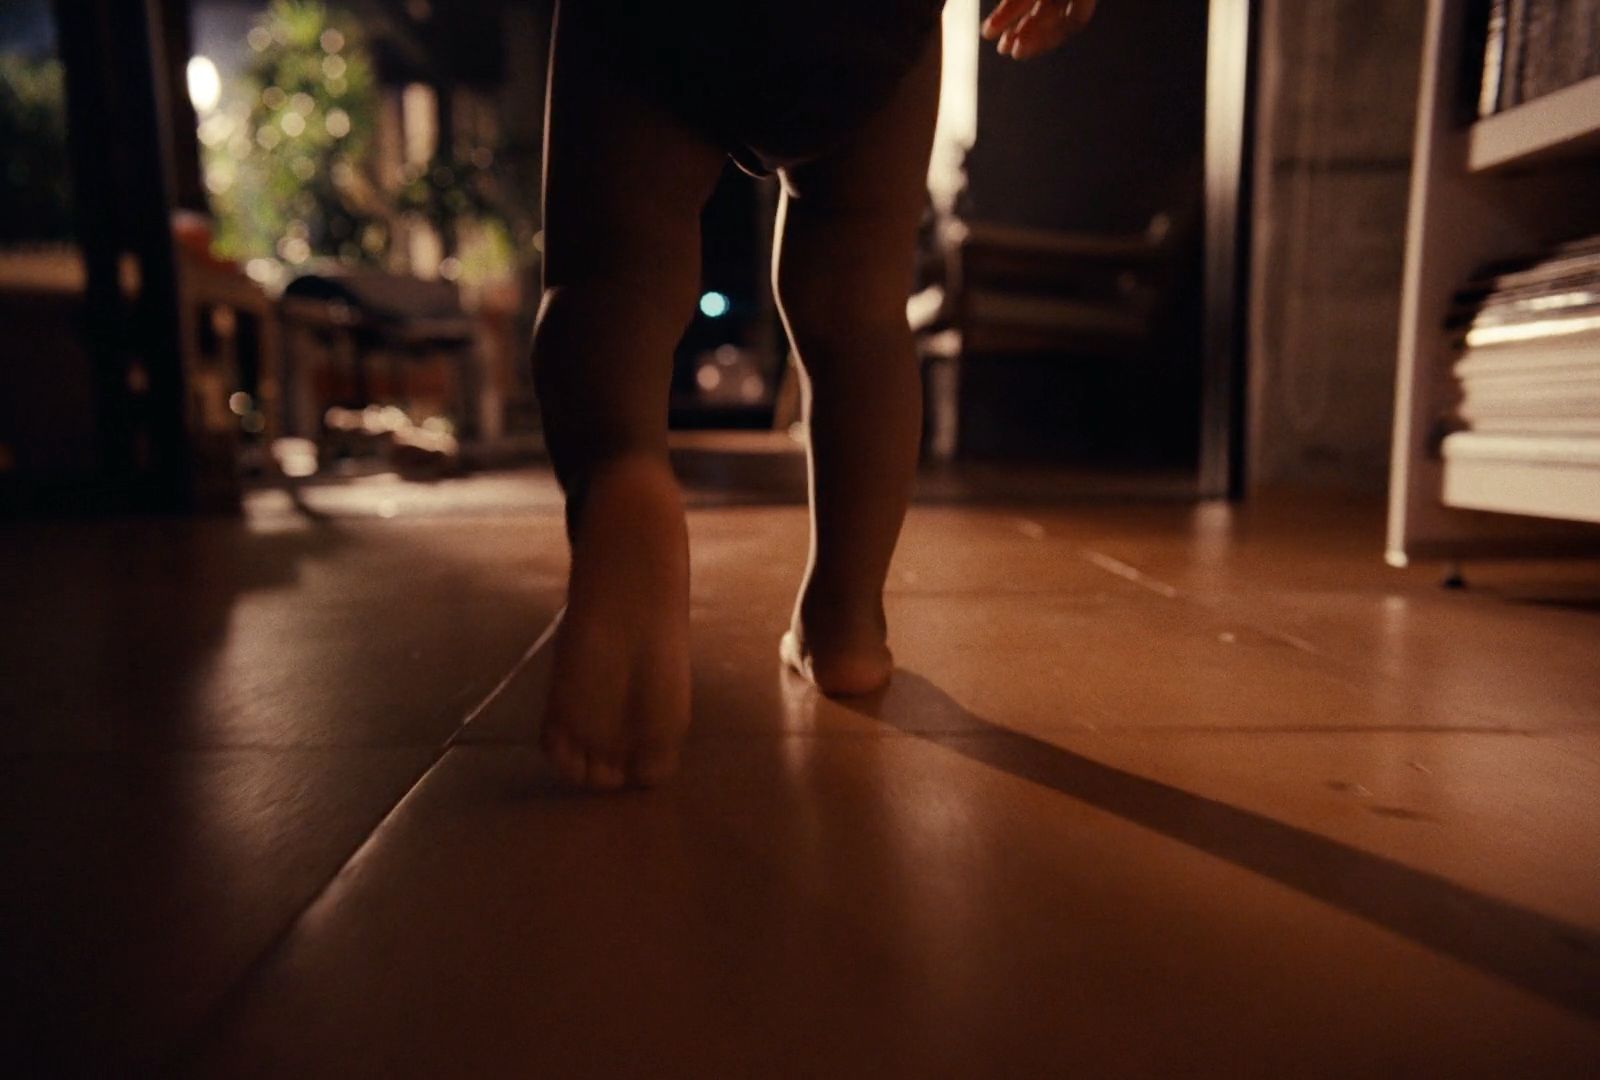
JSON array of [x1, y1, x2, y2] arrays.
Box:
[[699, 291, 730, 318]]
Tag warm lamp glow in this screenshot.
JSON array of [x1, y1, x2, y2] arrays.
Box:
[[187, 55, 222, 113]]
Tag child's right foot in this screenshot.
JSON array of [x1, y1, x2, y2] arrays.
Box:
[[540, 457, 691, 790], [780, 595, 894, 697]]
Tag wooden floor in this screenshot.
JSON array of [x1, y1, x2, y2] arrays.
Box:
[[3, 463, 1598, 1075]]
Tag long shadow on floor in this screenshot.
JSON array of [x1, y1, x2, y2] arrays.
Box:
[[842, 671, 1600, 1021]]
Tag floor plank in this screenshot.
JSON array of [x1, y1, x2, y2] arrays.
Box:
[[186, 743, 1600, 1078], [7, 469, 1598, 1074], [1, 746, 436, 1071]]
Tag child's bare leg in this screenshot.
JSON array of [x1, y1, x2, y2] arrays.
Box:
[[773, 40, 941, 695], [532, 5, 726, 789]]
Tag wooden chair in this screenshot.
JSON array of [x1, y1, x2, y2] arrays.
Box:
[[910, 208, 1194, 461], [278, 271, 483, 443]]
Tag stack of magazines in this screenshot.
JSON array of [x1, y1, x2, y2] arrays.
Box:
[[1443, 235, 1600, 470], [1479, 0, 1600, 117]]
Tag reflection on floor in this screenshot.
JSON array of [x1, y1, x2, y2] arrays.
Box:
[[3, 463, 1598, 1075]]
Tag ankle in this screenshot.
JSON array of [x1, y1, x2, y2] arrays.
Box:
[[795, 586, 887, 647], [781, 621, 893, 697]]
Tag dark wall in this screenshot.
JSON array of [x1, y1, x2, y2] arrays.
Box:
[[0, 287, 100, 491], [1248, 0, 1424, 492], [966, 0, 1209, 233], [0, 0, 56, 53]]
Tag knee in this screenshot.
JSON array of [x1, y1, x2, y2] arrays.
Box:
[[536, 272, 696, 338], [530, 285, 593, 399], [534, 275, 687, 374], [773, 261, 912, 369]]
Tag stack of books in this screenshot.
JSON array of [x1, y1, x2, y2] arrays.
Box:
[[1479, 0, 1600, 117], [1442, 234, 1600, 489]]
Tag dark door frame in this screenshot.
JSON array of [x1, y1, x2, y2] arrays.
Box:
[[52, 0, 199, 511]]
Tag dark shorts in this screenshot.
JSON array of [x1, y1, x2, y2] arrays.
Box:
[[579, 1, 945, 176]]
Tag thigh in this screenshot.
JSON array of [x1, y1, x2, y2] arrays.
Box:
[[778, 32, 940, 219], [774, 32, 942, 308], [541, 0, 728, 290]]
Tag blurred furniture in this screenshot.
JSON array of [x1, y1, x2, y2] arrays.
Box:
[[175, 234, 282, 497], [279, 272, 485, 442], [0, 249, 103, 497], [1386, 0, 1600, 565], [0, 237, 275, 508], [909, 213, 1190, 461], [47, 0, 211, 511]]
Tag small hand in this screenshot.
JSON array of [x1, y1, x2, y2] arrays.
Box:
[[981, 0, 1099, 61]]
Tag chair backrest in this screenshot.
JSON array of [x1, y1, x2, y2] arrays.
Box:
[[284, 271, 464, 324]]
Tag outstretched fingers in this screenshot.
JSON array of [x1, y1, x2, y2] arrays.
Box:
[[983, 0, 1099, 60], [981, 0, 1035, 40]]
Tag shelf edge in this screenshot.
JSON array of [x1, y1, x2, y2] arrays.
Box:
[[1469, 73, 1600, 173]]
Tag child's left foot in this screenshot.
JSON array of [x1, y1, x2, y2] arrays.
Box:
[[780, 599, 894, 697], [540, 457, 691, 790]]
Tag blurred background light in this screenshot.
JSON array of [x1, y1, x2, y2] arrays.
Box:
[[699, 290, 730, 319], [186, 55, 221, 113]]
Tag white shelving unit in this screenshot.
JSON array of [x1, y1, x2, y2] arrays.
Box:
[[1469, 72, 1600, 172], [1442, 433, 1600, 523], [1386, 0, 1600, 566]]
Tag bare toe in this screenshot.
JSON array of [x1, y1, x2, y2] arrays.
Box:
[[541, 725, 589, 787], [585, 755, 628, 791]]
